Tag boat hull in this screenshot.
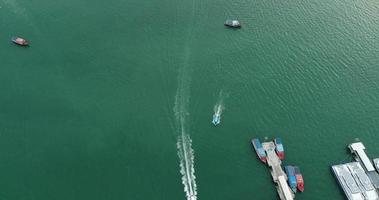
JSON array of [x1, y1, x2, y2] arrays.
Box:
[[284, 166, 297, 192], [251, 139, 267, 163], [274, 138, 285, 160], [296, 175, 304, 192], [224, 24, 241, 28], [276, 152, 285, 160], [224, 20, 241, 28], [294, 166, 304, 192], [212, 115, 220, 126], [11, 37, 29, 46]]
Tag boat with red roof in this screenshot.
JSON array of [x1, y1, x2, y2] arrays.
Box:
[[294, 166, 304, 192]]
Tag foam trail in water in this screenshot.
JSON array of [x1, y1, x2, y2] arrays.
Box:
[[177, 133, 197, 200], [174, 45, 198, 200], [214, 103, 224, 117], [2, 0, 26, 16], [213, 90, 227, 117]]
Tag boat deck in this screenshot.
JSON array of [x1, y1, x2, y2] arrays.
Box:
[[332, 162, 379, 200], [349, 142, 376, 172], [349, 142, 379, 189], [262, 142, 294, 200]]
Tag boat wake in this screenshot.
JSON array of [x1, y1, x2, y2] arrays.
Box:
[[2, 0, 27, 17], [214, 103, 224, 117], [174, 89, 198, 200], [177, 133, 197, 200], [173, 44, 198, 200]]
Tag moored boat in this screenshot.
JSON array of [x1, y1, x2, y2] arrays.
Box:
[[285, 165, 297, 193], [294, 166, 304, 192], [224, 19, 241, 28], [11, 36, 29, 46], [274, 138, 285, 160], [251, 138, 267, 163]]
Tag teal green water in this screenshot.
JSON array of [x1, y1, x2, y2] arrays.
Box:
[[1, 0, 379, 199]]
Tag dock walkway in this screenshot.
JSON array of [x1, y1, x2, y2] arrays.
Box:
[[262, 142, 294, 200]]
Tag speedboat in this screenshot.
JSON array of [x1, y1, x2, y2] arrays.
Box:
[[212, 114, 220, 126], [11, 37, 29, 46], [224, 19, 241, 28]]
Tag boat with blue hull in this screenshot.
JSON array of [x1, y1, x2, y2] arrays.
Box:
[[274, 138, 285, 160], [285, 165, 297, 193], [251, 138, 267, 163]]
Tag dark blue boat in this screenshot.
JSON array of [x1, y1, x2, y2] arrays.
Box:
[[285, 165, 297, 192]]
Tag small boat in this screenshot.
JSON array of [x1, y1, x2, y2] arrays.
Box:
[[285, 165, 297, 193], [212, 114, 221, 126], [11, 36, 29, 46], [251, 138, 267, 163], [224, 19, 241, 28], [274, 138, 285, 160], [294, 166, 304, 192]]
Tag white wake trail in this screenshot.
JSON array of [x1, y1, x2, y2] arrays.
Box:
[[175, 94, 198, 200], [214, 103, 224, 116], [177, 133, 197, 200], [213, 90, 227, 116], [173, 44, 198, 200]]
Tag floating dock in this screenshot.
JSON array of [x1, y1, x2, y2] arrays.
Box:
[[262, 141, 294, 200], [332, 142, 379, 200]]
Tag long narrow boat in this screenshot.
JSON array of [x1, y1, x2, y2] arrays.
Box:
[[274, 138, 285, 160], [251, 138, 267, 163], [285, 165, 297, 193], [294, 166, 304, 192]]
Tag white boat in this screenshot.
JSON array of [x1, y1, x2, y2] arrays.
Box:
[[212, 114, 220, 125], [224, 19, 241, 28]]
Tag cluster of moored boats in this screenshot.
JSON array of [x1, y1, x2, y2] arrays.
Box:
[[285, 165, 304, 193], [252, 137, 304, 198]]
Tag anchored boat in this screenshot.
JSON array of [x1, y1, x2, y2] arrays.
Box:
[[224, 19, 241, 28], [294, 166, 304, 192], [274, 138, 285, 160], [251, 138, 267, 163], [285, 165, 297, 193], [11, 37, 29, 46]]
